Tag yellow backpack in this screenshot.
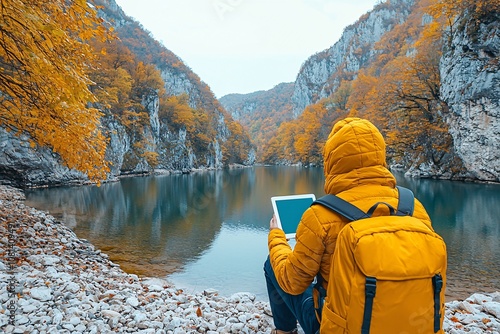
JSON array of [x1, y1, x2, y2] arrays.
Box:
[[313, 186, 447, 334]]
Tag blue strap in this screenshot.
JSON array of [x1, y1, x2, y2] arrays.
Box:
[[432, 274, 443, 332], [313, 186, 415, 221], [366, 202, 396, 216], [396, 186, 414, 216], [312, 195, 369, 221], [361, 277, 377, 334], [313, 274, 327, 320]]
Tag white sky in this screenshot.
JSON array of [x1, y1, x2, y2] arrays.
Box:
[[114, 0, 380, 98]]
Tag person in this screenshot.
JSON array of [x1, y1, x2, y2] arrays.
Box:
[[263, 117, 434, 334]]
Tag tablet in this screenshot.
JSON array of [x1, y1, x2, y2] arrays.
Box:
[[271, 194, 316, 239]]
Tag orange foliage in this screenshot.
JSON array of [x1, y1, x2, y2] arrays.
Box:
[[90, 39, 134, 112], [263, 100, 347, 165], [132, 62, 165, 102], [0, 0, 113, 181], [161, 95, 196, 133]]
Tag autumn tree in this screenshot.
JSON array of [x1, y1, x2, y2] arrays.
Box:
[[161, 95, 196, 133], [267, 121, 298, 163], [0, 0, 112, 181], [225, 121, 249, 164], [345, 70, 385, 127], [89, 38, 135, 113], [293, 104, 325, 165], [158, 94, 218, 159], [120, 62, 166, 168], [329, 80, 352, 111], [131, 62, 165, 104], [191, 109, 214, 154], [261, 98, 347, 165]]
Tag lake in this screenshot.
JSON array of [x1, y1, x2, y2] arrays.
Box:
[[25, 166, 500, 301]]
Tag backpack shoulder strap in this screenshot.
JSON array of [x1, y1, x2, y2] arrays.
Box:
[[312, 194, 369, 221], [312, 186, 415, 221], [395, 186, 414, 216]]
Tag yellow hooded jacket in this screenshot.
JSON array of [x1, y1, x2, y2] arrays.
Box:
[[267, 117, 433, 297]]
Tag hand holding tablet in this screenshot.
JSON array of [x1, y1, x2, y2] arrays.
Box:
[[271, 194, 316, 239]]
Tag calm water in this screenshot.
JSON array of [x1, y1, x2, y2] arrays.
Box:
[[25, 166, 500, 301]]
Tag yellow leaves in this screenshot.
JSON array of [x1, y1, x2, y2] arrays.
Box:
[[428, 0, 468, 20], [121, 110, 149, 130], [419, 21, 442, 43], [0, 0, 113, 182], [428, 0, 499, 26], [262, 101, 336, 165], [162, 95, 196, 133], [79, 30, 95, 41], [142, 151, 159, 167]]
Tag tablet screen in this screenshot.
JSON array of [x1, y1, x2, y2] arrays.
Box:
[[271, 194, 316, 238]]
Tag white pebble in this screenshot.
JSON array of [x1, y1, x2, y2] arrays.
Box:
[[459, 300, 479, 314], [30, 287, 52, 301], [484, 301, 500, 318], [16, 315, 29, 325], [102, 309, 121, 319], [126, 296, 140, 307]]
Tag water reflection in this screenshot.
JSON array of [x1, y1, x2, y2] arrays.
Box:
[[24, 167, 500, 301], [26, 169, 257, 276]]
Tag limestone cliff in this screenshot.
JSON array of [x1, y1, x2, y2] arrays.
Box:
[[440, 11, 499, 182], [291, 0, 415, 117]]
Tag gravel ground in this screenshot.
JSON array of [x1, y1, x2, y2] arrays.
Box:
[[0, 185, 498, 333]]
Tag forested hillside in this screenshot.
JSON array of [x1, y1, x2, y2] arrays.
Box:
[[244, 0, 499, 182], [0, 0, 255, 187], [219, 83, 294, 158]]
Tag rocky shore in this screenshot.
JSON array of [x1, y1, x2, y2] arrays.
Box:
[[1, 185, 499, 333]]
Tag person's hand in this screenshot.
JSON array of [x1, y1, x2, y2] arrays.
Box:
[[270, 214, 279, 230]]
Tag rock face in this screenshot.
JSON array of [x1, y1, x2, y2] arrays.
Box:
[[291, 0, 415, 117], [440, 15, 500, 182], [0, 130, 87, 188]]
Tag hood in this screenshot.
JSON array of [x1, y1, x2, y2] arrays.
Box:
[[323, 118, 396, 194]]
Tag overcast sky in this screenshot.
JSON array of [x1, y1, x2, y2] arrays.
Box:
[[114, 0, 380, 98]]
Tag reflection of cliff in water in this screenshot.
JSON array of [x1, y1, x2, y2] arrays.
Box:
[[25, 169, 257, 277], [221, 166, 326, 231]]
